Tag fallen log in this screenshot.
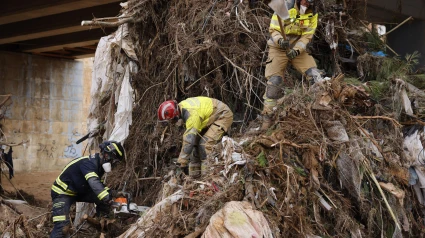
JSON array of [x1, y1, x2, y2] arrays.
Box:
[[83, 214, 101, 229]]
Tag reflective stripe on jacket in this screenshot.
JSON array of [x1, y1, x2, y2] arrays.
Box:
[[51, 154, 109, 201], [270, 8, 317, 35], [269, 7, 318, 53]]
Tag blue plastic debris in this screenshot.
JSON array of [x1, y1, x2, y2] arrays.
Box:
[[370, 51, 386, 57]]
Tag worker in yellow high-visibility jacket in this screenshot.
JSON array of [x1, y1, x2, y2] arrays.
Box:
[[261, 0, 323, 130], [158, 97, 233, 175]]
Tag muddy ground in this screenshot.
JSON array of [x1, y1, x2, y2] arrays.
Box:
[[2, 171, 60, 206], [0, 171, 61, 236]]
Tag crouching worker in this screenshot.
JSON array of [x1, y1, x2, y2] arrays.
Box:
[[50, 140, 125, 238], [158, 97, 233, 176]]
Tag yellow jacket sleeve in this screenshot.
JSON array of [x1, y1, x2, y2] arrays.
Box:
[[270, 28, 283, 46], [293, 33, 313, 54], [269, 8, 318, 54]]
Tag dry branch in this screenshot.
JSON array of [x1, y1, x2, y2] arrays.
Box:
[[81, 16, 136, 27], [184, 224, 208, 238], [363, 160, 401, 230], [382, 16, 413, 37], [14, 215, 34, 238], [137, 177, 161, 181], [0, 94, 11, 107], [351, 115, 401, 127]]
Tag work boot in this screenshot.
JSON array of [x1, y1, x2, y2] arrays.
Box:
[[174, 157, 189, 176], [188, 162, 201, 178], [260, 115, 273, 132], [201, 160, 209, 176]]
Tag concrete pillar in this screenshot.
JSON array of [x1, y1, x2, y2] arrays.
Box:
[[0, 51, 92, 171]]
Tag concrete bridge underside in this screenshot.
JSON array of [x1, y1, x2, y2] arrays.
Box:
[[0, 0, 121, 59]]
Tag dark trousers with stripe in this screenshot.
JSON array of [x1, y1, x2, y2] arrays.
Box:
[[50, 191, 110, 238]]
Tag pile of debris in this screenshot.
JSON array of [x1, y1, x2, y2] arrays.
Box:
[[118, 73, 425, 237], [2, 0, 425, 237], [100, 0, 425, 236], [115, 0, 425, 237]]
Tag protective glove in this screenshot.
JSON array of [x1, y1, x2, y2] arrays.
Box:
[[277, 38, 289, 50], [286, 49, 300, 60], [110, 189, 125, 198], [100, 193, 113, 204], [96, 200, 113, 218]]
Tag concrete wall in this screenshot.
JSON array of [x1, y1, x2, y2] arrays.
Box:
[[387, 20, 425, 71], [0, 51, 92, 171]]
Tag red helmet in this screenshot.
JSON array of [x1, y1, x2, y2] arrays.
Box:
[[158, 100, 180, 121]]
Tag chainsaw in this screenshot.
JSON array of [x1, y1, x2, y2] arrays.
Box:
[[111, 182, 149, 218]]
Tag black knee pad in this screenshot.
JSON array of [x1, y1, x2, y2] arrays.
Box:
[[266, 76, 285, 99]]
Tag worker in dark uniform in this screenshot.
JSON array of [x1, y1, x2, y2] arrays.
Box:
[[50, 140, 125, 238], [4, 146, 13, 179], [0, 147, 13, 179]]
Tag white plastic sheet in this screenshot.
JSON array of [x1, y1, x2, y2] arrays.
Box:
[[88, 23, 137, 144], [403, 126, 425, 222], [119, 190, 184, 238], [403, 126, 425, 166], [220, 136, 247, 177], [109, 62, 135, 143], [202, 201, 273, 238]]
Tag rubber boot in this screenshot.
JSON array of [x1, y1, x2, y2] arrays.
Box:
[[260, 114, 273, 132]]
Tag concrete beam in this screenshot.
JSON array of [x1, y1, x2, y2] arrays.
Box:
[[63, 47, 95, 54], [74, 53, 95, 59], [27, 40, 100, 53], [0, 0, 122, 25], [366, 5, 405, 23], [0, 26, 95, 45], [33, 45, 98, 59], [33, 52, 77, 59], [0, 3, 121, 45], [3, 28, 113, 53], [367, 0, 425, 21]]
